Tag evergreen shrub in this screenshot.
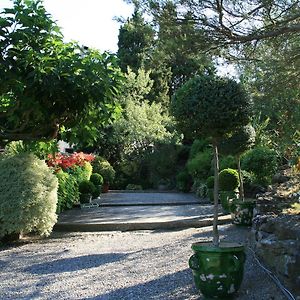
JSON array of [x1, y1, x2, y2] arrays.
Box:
[[219, 168, 239, 191], [56, 170, 79, 213], [187, 149, 212, 180], [242, 146, 277, 185], [78, 180, 96, 194], [176, 170, 191, 192], [0, 154, 58, 238], [90, 173, 104, 186]]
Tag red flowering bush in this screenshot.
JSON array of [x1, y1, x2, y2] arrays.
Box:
[[47, 152, 95, 171]]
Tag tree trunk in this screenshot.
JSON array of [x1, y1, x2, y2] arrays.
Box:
[[212, 142, 220, 247], [237, 156, 244, 201]]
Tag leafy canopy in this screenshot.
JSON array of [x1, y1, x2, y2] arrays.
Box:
[[171, 74, 253, 141], [0, 0, 123, 143]]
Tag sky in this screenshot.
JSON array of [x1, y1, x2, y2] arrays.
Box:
[[0, 0, 134, 53]]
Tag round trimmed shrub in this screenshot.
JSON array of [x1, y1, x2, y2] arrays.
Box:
[[78, 180, 96, 194], [219, 168, 239, 191], [0, 154, 58, 238], [90, 173, 104, 186], [92, 157, 115, 183], [241, 146, 277, 185]]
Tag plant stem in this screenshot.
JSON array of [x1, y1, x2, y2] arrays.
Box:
[[212, 142, 219, 247], [237, 155, 245, 201]]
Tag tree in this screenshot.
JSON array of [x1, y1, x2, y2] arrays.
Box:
[[171, 74, 252, 246], [117, 9, 155, 73], [219, 125, 256, 201], [0, 0, 123, 144]]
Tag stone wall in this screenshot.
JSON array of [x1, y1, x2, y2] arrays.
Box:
[[250, 213, 300, 297]]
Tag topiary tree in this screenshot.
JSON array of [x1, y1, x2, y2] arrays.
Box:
[[171, 74, 252, 246], [219, 168, 240, 191], [219, 125, 256, 200], [0, 153, 58, 239]]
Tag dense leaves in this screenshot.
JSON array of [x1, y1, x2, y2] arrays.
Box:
[[171, 74, 253, 140], [0, 0, 123, 144]]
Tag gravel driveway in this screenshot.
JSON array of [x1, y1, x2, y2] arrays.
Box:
[[0, 224, 287, 300]]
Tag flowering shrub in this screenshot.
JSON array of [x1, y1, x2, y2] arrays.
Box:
[[47, 152, 94, 171], [47, 152, 94, 213]]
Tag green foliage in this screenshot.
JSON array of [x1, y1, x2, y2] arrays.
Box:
[[92, 159, 115, 184], [176, 170, 191, 192], [241, 170, 255, 192], [219, 168, 240, 191], [192, 179, 208, 198], [206, 176, 215, 189], [56, 170, 79, 213], [219, 125, 256, 157], [242, 146, 278, 185], [90, 173, 104, 186], [219, 155, 237, 171], [189, 139, 210, 159], [69, 162, 93, 183], [0, 0, 123, 143], [171, 74, 253, 140], [187, 149, 213, 180], [78, 180, 96, 194], [0, 154, 58, 238], [117, 10, 155, 73], [4, 140, 58, 159]]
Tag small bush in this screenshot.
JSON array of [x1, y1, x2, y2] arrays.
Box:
[[90, 173, 104, 186], [206, 176, 215, 189], [187, 149, 213, 180], [241, 146, 278, 185], [219, 168, 239, 191], [78, 180, 96, 194], [0, 154, 58, 238], [69, 162, 93, 183], [56, 170, 79, 213], [176, 170, 191, 192], [92, 157, 115, 183]]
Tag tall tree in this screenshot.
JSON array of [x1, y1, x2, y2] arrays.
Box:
[[117, 9, 155, 73]]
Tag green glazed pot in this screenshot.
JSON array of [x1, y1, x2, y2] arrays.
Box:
[[219, 191, 238, 214], [189, 242, 246, 299], [231, 199, 256, 226]]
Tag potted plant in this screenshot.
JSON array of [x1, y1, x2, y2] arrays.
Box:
[[89, 173, 103, 199], [78, 180, 96, 203], [219, 125, 256, 225], [219, 168, 239, 213], [171, 74, 252, 298]]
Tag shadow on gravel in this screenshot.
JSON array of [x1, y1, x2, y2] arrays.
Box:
[[24, 253, 128, 274], [88, 269, 199, 300]]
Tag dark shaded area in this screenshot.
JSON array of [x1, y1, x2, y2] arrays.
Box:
[[24, 253, 128, 274]]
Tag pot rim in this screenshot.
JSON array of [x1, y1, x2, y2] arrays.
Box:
[[191, 241, 244, 252]]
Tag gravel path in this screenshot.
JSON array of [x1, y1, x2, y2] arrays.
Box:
[[0, 224, 287, 300]]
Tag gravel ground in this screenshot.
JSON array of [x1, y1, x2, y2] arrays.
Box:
[[0, 224, 287, 300]]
